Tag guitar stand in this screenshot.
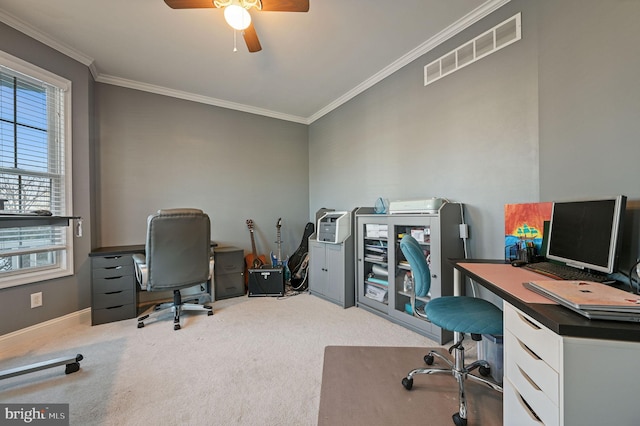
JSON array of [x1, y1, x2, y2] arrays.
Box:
[[0, 354, 83, 381]]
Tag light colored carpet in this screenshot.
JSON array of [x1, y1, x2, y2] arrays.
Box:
[[0, 293, 475, 425]]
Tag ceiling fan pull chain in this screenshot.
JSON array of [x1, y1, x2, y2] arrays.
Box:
[[233, 29, 238, 52]]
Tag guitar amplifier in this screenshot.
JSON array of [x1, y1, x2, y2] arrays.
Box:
[[248, 266, 284, 297]]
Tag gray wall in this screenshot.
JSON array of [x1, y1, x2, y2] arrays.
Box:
[[0, 22, 94, 335], [3, 0, 640, 335], [95, 84, 310, 260], [309, 0, 640, 270], [536, 0, 640, 270], [309, 1, 539, 262]]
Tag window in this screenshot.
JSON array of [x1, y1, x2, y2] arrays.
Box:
[[0, 51, 73, 288]]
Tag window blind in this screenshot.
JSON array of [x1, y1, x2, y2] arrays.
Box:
[[0, 62, 69, 277]]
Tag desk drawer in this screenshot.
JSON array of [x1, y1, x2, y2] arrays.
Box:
[[93, 275, 134, 293], [92, 254, 133, 269], [504, 378, 556, 426], [504, 304, 560, 371], [92, 304, 136, 325], [93, 289, 135, 309], [506, 330, 559, 403], [215, 272, 244, 300], [214, 248, 244, 274], [93, 264, 134, 280]]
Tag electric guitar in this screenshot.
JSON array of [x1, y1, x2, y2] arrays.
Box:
[[245, 219, 266, 286], [287, 222, 314, 275], [290, 253, 310, 291], [270, 218, 290, 282]]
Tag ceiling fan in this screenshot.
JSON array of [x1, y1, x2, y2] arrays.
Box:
[[164, 0, 310, 53]]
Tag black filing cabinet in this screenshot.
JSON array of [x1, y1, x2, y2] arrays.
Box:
[[91, 253, 137, 325], [213, 246, 244, 299]]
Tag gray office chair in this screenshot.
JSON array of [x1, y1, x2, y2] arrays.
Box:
[[133, 208, 214, 330]]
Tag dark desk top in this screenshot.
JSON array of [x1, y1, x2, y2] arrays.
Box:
[[452, 259, 640, 343], [0, 214, 80, 228], [89, 244, 146, 257], [90, 242, 218, 257]]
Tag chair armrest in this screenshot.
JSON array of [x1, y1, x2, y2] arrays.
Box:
[[132, 253, 148, 290], [209, 257, 214, 280]]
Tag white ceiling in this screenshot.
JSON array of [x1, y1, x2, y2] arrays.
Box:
[[0, 0, 507, 124]]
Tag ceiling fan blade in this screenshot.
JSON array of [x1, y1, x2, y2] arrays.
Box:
[[260, 0, 309, 12], [243, 22, 262, 52], [164, 0, 218, 9]]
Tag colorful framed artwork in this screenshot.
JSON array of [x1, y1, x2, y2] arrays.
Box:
[[504, 202, 552, 261]]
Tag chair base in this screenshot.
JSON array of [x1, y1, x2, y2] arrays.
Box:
[[401, 336, 502, 426], [137, 290, 213, 330]]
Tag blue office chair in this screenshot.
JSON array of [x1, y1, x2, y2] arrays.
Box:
[[133, 208, 214, 330], [399, 235, 503, 426]]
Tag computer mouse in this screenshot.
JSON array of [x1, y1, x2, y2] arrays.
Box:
[[32, 209, 53, 216], [511, 260, 528, 267]]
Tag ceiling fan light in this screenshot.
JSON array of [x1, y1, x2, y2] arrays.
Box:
[[224, 5, 251, 31]]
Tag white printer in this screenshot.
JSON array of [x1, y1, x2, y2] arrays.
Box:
[[317, 211, 351, 244]]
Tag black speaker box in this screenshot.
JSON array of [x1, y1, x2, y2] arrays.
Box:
[[248, 266, 284, 297]]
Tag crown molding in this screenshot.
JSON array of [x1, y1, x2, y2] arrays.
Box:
[[95, 74, 309, 124], [1, 0, 510, 125], [0, 10, 94, 68], [307, 0, 511, 124]]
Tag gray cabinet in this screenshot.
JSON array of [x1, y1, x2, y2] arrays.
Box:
[[213, 246, 244, 300], [91, 254, 137, 325], [308, 210, 355, 308], [355, 203, 464, 344]]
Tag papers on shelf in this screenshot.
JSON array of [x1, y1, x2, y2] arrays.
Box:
[[366, 224, 388, 238], [365, 240, 388, 262], [365, 283, 387, 303]]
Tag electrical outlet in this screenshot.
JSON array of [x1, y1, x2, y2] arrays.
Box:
[[30, 292, 43, 308]]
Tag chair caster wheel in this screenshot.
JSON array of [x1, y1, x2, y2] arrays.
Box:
[[174, 324, 181, 330], [452, 412, 467, 426], [137, 322, 144, 328], [401, 377, 413, 390], [207, 310, 213, 316], [424, 354, 434, 365], [479, 365, 491, 377]]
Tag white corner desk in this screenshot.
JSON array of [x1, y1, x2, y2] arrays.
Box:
[[452, 260, 640, 426]]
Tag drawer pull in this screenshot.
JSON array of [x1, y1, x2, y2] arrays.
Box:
[[106, 305, 124, 309], [517, 391, 544, 424], [517, 312, 541, 330], [518, 365, 542, 391], [105, 266, 123, 270], [105, 256, 122, 260], [104, 276, 123, 280], [517, 338, 542, 361], [105, 290, 123, 295]]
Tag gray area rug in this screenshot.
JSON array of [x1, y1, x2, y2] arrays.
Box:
[[318, 346, 502, 426]]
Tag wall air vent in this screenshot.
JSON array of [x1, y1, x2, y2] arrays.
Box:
[[424, 13, 521, 86]]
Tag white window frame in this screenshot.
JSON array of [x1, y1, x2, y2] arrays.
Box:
[[0, 50, 74, 289]]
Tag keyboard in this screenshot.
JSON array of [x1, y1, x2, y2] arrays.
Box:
[[524, 261, 610, 283]]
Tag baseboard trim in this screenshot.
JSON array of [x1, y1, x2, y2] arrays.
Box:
[[0, 308, 91, 355]]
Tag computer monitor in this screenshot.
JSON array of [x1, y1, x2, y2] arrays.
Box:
[[546, 195, 627, 274]]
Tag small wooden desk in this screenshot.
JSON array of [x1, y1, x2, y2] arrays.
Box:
[[452, 259, 640, 425]]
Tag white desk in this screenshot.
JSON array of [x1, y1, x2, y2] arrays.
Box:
[[453, 260, 640, 425]]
